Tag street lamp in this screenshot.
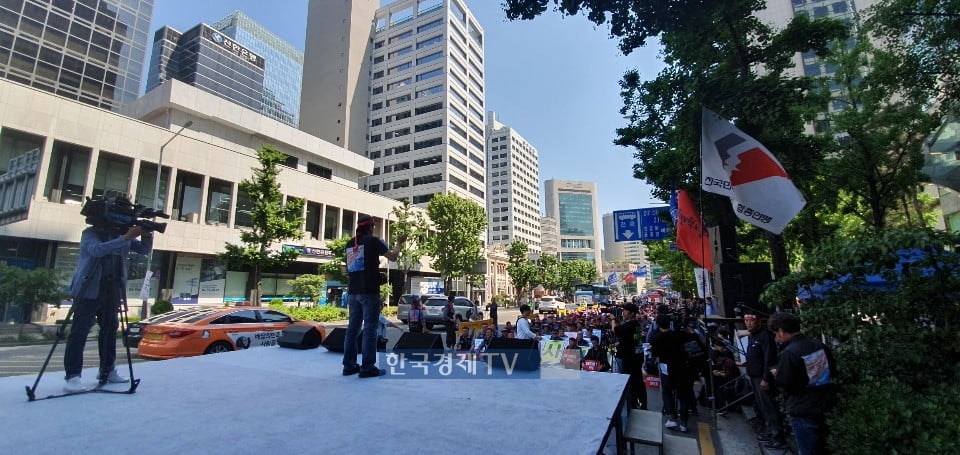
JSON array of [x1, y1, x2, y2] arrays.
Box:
[[141, 121, 193, 319]]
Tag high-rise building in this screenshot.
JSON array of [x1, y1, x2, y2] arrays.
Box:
[[544, 179, 603, 275], [602, 212, 647, 264], [301, 0, 487, 207], [0, 0, 155, 110], [540, 215, 559, 259], [486, 111, 541, 254], [210, 11, 303, 127], [146, 24, 265, 114]]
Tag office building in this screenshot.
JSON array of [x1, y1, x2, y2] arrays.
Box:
[[602, 212, 647, 264], [146, 23, 265, 114], [0, 77, 415, 318], [0, 0, 154, 110], [540, 215, 558, 259], [210, 11, 303, 127], [486, 111, 541, 254], [544, 179, 603, 275], [301, 0, 487, 207]]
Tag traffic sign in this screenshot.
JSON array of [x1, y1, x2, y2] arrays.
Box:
[[613, 209, 640, 242], [639, 207, 671, 241]]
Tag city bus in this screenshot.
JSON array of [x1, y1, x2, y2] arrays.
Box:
[[573, 284, 613, 307]]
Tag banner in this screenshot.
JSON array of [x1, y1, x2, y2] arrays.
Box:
[[701, 108, 806, 234], [672, 190, 714, 272], [198, 258, 227, 304], [606, 272, 617, 286], [171, 255, 202, 304], [693, 267, 713, 298]]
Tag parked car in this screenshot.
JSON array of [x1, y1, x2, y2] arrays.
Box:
[[397, 293, 445, 323], [422, 296, 482, 330], [538, 296, 563, 314], [123, 308, 206, 348], [137, 307, 326, 359]]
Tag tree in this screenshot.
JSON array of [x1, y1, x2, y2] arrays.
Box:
[[644, 240, 697, 297], [763, 228, 960, 454], [288, 271, 326, 305], [506, 240, 537, 304], [558, 259, 599, 298], [424, 193, 487, 292], [534, 254, 562, 295], [318, 236, 351, 285], [389, 199, 429, 294], [0, 264, 67, 336], [219, 145, 305, 305]]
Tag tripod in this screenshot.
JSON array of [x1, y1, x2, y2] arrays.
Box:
[[26, 254, 141, 401]]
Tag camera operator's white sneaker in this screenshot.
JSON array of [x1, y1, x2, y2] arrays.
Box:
[[99, 368, 128, 384], [64, 377, 91, 393]]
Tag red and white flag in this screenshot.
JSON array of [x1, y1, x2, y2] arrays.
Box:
[[701, 108, 806, 235]]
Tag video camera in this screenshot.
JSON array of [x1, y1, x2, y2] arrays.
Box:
[[81, 196, 169, 236]]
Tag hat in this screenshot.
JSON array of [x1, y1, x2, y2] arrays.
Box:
[[743, 314, 759, 320], [357, 214, 376, 228]]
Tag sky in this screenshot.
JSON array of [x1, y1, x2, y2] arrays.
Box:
[[147, 0, 667, 218]]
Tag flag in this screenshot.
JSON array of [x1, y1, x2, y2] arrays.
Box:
[[632, 266, 648, 278], [624, 273, 637, 284], [701, 108, 806, 235], [606, 272, 617, 286], [658, 273, 672, 288], [674, 189, 714, 272]]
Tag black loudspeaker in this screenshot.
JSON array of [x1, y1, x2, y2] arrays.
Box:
[[486, 338, 541, 371], [278, 325, 323, 349], [322, 327, 348, 352], [393, 332, 444, 359], [717, 262, 772, 318]]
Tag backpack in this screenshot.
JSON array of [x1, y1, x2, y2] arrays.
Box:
[[684, 338, 707, 374], [409, 308, 423, 329]]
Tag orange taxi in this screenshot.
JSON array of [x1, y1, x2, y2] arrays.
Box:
[[138, 307, 326, 359]]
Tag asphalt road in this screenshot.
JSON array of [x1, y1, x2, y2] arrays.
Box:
[[0, 341, 148, 378]]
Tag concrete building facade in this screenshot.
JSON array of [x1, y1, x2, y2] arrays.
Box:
[[601, 212, 647, 264], [486, 111, 541, 255]]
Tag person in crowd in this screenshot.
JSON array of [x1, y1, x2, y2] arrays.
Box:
[[515, 305, 541, 340], [770, 312, 836, 455], [582, 335, 611, 372], [444, 294, 458, 350], [612, 303, 647, 410], [740, 313, 786, 449], [64, 218, 152, 393], [486, 298, 498, 329], [651, 314, 699, 433], [550, 329, 564, 341], [504, 321, 513, 333], [504, 330, 516, 339], [342, 215, 405, 379], [375, 302, 403, 352], [710, 341, 741, 412], [407, 296, 425, 333], [456, 326, 473, 351]]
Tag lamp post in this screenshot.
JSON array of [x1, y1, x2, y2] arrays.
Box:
[[141, 121, 193, 319]]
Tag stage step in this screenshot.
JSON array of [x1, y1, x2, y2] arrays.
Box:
[[663, 433, 699, 455], [625, 409, 663, 454]]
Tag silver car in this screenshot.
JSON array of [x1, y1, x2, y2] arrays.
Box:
[[397, 293, 445, 323], [422, 296, 482, 330]]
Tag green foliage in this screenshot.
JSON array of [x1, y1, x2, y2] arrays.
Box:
[[219, 145, 305, 299], [558, 259, 599, 297], [382, 305, 398, 317], [390, 199, 429, 294], [288, 273, 326, 303], [318, 236, 351, 283], [763, 228, 960, 454], [424, 193, 487, 287], [643, 240, 697, 295], [0, 264, 68, 334], [533, 255, 562, 294], [379, 283, 392, 304], [150, 300, 173, 315], [270, 298, 284, 306], [506, 241, 536, 303], [268, 300, 348, 322]]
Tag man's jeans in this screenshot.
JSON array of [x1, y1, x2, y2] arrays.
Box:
[[790, 415, 827, 455], [751, 376, 784, 439], [660, 373, 693, 425], [64, 293, 119, 379], [342, 293, 381, 373]]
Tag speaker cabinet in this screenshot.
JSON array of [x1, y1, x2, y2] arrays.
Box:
[[321, 327, 348, 352], [278, 325, 323, 349], [392, 332, 444, 360], [485, 337, 541, 371], [716, 262, 772, 317]]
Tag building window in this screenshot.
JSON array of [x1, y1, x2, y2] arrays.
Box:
[[416, 67, 444, 82], [44, 141, 91, 205], [417, 19, 443, 33], [307, 163, 333, 179], [417, 34, 443, 49], [91, 151, 132, 200], [417, 51, 443, 65], [414, 137, 443, 150], [415, 102, 443, 115], [412, 193, 435, 204], [205, 178, 233, 225], [413, 174, 443, 186], [416, 85, 443, 98], [415, 119, 443, 132]]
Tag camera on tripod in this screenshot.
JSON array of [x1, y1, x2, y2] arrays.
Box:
[[81, 196, 169, 235]]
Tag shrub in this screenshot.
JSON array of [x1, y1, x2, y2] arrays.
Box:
[[763, 228, 960, 454], [270, 298, 284, 307], [151, 300, 173, 315], [382, 305, 397, 317]]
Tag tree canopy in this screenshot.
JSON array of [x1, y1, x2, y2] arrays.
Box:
[[424, 193, 487, 291]]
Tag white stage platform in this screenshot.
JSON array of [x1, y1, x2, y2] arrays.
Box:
[[2, 347, 628, 455]]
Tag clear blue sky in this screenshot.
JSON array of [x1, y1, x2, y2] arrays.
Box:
[[148, 0, 666, 218]]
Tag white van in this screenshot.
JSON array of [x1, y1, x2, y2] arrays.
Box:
[[538, 296, 562, 314]]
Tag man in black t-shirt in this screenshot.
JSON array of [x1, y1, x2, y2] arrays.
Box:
[[612, 303, 647, 410], [342, 215, 404, 378]]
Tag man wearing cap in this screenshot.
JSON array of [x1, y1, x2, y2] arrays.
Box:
[[342, 215, 405, 378], [741, 313, 786, 449]]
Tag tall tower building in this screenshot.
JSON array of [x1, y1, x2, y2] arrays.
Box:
[[210, 11, 304, 127], [0, 0, 155, 110], [301, 0, 487, 207], [146, 24, 265, 113], [486, 111, 541, 254], [544, 179, 603, 275], [540, 215, 559, 259], [602, 212, 647, 263]]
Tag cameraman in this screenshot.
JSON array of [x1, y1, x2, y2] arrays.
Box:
[[64, 222, 152, 393]]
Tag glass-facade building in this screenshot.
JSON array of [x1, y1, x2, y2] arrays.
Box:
[[210, 11, 302, 127], [544, 179, 602, 274], [146, 23, 265, 114], [0, 0, 154, 110]]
